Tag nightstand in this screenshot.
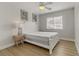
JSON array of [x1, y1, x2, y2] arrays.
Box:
[[13, 35, 26, 47]]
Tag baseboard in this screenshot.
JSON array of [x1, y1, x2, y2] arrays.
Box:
[[0, 43, 14, 50], [60, 38, 74, 42]]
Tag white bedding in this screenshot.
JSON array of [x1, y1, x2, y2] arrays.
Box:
[[24, 32, 58, 38], [24, 32, 59, 55]]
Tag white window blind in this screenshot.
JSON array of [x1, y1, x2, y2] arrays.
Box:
[[47, 16, 63, 29]]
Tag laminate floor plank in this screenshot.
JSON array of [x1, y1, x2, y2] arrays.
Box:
[[0, 40, 78, 56]]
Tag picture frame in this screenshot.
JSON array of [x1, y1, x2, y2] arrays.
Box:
[[20, 9, 28, 21], [32, 13, 37, 22]]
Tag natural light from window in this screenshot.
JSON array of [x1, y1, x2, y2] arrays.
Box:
[[47, 16, 63, 29]]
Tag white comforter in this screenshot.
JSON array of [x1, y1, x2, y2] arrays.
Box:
[[24, 32, 58, 38], [24, 32, 59, 53]]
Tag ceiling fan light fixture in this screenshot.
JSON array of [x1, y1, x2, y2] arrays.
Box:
[[39, 5, 45, 10]]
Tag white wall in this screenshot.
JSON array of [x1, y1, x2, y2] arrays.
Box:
[[14, 3, 38, 33], [0, 3, 38, 50], [74, 3, 79, 54], [0, 3, 18, 50]]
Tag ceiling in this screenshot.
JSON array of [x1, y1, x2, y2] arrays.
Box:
[[34, 2, 76, 14], [11, 2, 77, 14]]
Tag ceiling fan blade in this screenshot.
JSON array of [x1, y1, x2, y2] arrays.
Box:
[[45, 7, 52, 10], [39, 2, 52, 10], [44, 2, 53, 5], [39, 2, 44, 6]]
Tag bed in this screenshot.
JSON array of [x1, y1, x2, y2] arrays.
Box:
[[24, 32, 59, 55]]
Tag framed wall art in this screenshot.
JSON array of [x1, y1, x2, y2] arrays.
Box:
[[20, 9, 28, 21], [32, 13, 37, 22]]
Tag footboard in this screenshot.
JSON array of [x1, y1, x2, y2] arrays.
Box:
[[49, 35, 59, 55]]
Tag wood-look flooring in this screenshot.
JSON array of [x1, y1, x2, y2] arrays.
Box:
[[0, 40, 78, 56]]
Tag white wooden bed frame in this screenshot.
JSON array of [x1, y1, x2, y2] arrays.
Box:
[[24, 32, 59, 55]]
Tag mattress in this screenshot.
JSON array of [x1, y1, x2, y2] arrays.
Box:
[[26, 35, 49, 45], [24, 32, 58, 46], [24, 32, 58, 37]]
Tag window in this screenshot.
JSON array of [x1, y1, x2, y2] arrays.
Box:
[[47, 16, 63, 29]]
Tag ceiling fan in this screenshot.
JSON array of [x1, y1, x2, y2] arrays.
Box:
[[39, 2, 53, 10]]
